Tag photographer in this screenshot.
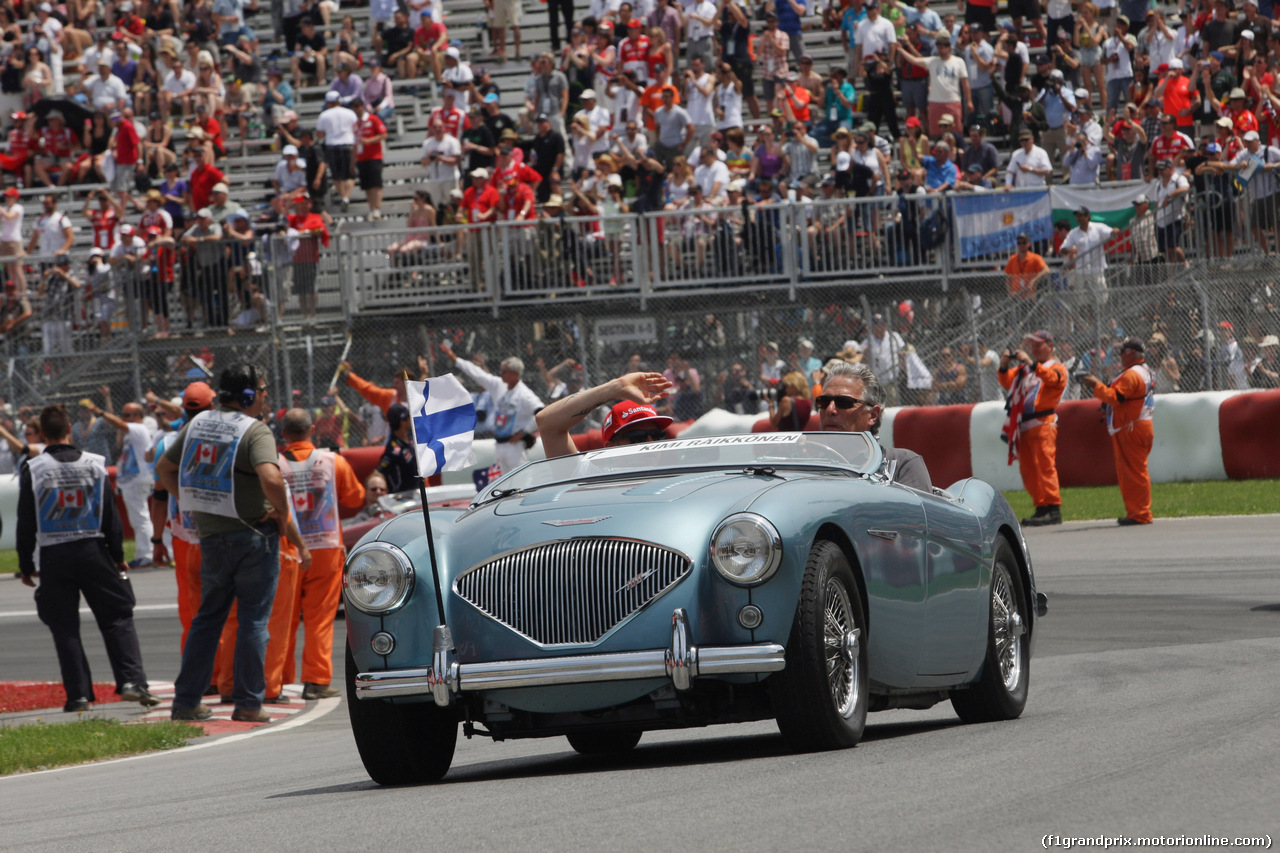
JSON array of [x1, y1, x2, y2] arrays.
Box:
[[1063, 131, 1104, 184], [419, 117, 462, 210], [767, 371, 813, 431], [660, 351, 704, 422]]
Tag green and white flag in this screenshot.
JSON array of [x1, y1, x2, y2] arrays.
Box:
[[1050, 184, 1151, 230]]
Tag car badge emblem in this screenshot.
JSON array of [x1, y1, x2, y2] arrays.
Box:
[[541, 516, 613, 527], [617, 569, 655, 593], [867, 529, 899, 541]]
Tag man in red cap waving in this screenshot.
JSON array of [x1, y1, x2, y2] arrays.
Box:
[[537, 372, 675, 457]]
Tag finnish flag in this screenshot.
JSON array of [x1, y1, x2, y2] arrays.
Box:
[[404, 376, 478, 478]]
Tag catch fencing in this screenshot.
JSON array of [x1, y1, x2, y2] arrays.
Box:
[[2, 187, 1276, 424]]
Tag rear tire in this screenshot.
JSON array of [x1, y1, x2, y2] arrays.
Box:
[[345, 644, 459, 784], [566, 729, 643, 755], [770, 540, 869, 751], [950, 538, 1030, 723]]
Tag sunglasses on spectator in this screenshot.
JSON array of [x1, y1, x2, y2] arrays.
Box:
[[616, 428, 668, 444], [816, 395, 867, 410]]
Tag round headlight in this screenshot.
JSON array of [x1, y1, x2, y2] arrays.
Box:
[[344, 542, 415, 614], [710, 513, 782, 585]]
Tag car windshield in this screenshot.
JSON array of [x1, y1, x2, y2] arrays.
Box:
[[476, 432, 879, 502]]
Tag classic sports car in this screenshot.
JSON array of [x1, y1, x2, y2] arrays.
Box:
[[343, 432, 1047, 784]]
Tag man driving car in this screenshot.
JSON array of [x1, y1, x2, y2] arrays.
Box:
[[819, 361, 933, 491]]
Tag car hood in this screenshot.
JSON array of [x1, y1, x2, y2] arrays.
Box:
[[375, 469, 802, 576]]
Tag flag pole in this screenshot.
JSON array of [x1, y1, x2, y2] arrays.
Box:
[[406, 369, 449, 629]]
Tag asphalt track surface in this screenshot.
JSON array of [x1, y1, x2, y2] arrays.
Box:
[[2, 516, 1278, 852]]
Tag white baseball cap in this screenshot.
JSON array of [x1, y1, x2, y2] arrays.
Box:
[[1168, 58, 1184, 70], [445, 46, 461, 60], [283, 144, 299, 156]]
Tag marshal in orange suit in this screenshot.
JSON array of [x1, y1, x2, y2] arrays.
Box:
[[998, 330, 1069, 526], [1083, 338, 1155, 526], [278, 406, 366, 699]]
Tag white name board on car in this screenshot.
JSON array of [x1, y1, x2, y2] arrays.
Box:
[[585, 432, 803, 462]]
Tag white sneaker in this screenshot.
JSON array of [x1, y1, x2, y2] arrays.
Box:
[[369, 209, 382, 221]]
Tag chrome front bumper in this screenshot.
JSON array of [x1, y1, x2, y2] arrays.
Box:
[[355, 609, 787, 706]]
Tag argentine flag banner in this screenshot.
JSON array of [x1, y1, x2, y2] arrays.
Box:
[[405, 376, 478, 478], [952, 189, 1052, 260]]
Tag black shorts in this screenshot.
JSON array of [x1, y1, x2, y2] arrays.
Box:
[[1156, 221, 1183, 252], [357, 158, 383, 190], [293, 261, 318, 295], [964, 4, 997, 31], [143, 275, 170, 317], [1007, 0, 1041, 19], [325, 145, 353, 180]]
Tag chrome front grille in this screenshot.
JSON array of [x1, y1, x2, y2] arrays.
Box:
[[454, 539, 692, 646]]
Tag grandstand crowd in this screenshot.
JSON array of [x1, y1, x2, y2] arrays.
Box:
[[0, 0, 1276, 404]]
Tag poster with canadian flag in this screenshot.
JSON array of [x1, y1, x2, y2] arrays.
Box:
[[179, 410, 256, 516], [36, 478, 103, 540]]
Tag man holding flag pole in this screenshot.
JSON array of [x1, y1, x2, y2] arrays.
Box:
[[437, 343, 543, 479]]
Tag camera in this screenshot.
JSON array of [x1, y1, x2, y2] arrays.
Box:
[[1072, 368, 1092, 386], [749, 385, 779, 404]]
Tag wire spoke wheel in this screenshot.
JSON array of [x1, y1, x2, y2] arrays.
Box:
[[991, 562, 1023, 692], [823, 579, 859, 719], [771, 540, 868, 751], [950, 537, 1030, 724]]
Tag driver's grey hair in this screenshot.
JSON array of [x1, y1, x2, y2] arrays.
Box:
[[822, 361, 884, 435], [500, 356, 525, 376]]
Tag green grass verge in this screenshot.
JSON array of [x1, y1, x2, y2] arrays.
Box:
[[0, 542, 136, 577], [0, 718, 202, 776], [1002, 479, 1280, 522]]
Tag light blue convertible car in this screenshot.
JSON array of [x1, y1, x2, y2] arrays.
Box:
[[343, 432, 1047, 784]]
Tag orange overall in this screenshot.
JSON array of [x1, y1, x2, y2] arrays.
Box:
[[279, 441, 365, 686], [216, 536, 302, 701], [999, 359, 1068, 509], [172, 538, 202, 651], [1092, 362, 1155, 524]]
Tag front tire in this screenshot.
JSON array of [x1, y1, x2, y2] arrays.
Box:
[[770, 540, 869, 751], [566, 729, 643, 755], [345, 644, 459, 784], [950, 538, 1030, 723]]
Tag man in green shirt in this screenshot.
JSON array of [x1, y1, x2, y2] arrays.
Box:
[[156, 363, 289, 723]]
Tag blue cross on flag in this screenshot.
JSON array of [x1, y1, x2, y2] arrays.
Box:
[[404, 375, 478, 478]]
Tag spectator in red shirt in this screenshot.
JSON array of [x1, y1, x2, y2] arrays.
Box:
[[193, 103, 225, 158], [1154, 58, 1197, 137], [34, 112, 77, 188], [352, 99, 387, 220], [287, 193, 331, 321], [460, 167, 500, 290], [409, 16, 448, 81], [0, 111, 36, 188], [109, 109, 141, 208], [461, 167, 500, 223], [82, 189, 123, 251], [427, 91, 469, 139], [187, 145, 226, 212]]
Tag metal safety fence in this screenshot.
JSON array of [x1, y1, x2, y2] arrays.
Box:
[[2, 187, 1277, 429]]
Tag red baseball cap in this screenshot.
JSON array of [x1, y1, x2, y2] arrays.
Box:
[[183, 381, 215, 410], [601, 402, 673, 444], [627, 18, 642, 26], [3, 188, 19, 198]]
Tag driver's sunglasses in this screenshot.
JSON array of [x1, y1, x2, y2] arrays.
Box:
[[617, 428, 667, 444], [816, 394, 866, 410]]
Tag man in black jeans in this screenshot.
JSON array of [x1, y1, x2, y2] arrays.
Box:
[[18, 404, 160, 712], [547, 0, 573, 52]]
